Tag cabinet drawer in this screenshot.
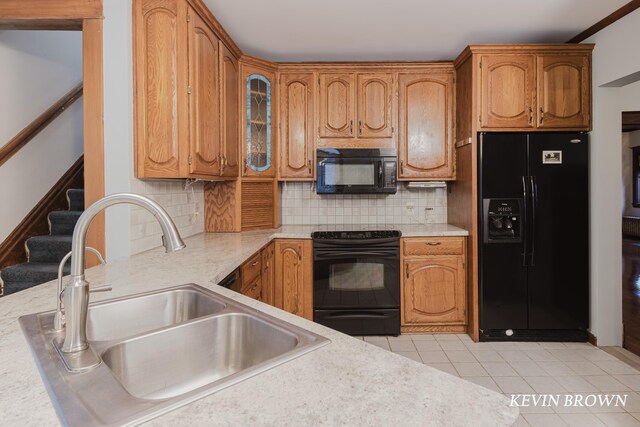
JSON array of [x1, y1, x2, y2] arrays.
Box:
[[403, 237, 464, 256], [242, 277, 262, 300], [241, 253, 262, 286]]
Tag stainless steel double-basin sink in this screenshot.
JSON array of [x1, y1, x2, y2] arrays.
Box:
[[20, 284, 329, 426]]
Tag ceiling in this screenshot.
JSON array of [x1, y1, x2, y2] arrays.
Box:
[[203, 0, 628, 62]]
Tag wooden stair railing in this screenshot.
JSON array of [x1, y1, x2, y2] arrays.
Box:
[[0, 83, 83, 168]]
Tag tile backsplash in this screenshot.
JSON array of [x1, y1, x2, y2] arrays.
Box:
[[129, 179, 204, 254], [280, 182, 447, 225]]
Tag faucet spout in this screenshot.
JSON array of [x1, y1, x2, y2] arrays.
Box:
[[61, 193, 185, 361]]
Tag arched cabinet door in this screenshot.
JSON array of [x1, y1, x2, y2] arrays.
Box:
[[134, 0, 185, 178], [274, 239, 312, 320], [242, 66, 276, 178], [537, 54, 590, 130], [397, 72, 454, 179], [403, 257, 466, 325], [319, 73, 356, 138], [480, 55, 535, 129], [187, 8, 221, 176], [357, 73, 393, 138], [279, 73, 315, 179]]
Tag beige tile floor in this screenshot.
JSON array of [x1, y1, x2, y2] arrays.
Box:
[[355, 334, 640, 426]]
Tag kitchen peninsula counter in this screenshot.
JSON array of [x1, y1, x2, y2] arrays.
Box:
[[0, 225, 517, 426]]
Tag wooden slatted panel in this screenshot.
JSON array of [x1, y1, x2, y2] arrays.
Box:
[[241, 181, 275, 230]]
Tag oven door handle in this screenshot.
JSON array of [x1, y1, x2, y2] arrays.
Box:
[[325, 311, 393, 319], [314, 250, 398, 259]]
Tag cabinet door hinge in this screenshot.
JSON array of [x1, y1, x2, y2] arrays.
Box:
[[479, 114, 482, 125], [187, 85, 192, 94], [479, 60, 482, 69], [188, 155, 193, 165]]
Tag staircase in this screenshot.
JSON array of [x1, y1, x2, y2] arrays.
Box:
[[0, 189, 84, 295]]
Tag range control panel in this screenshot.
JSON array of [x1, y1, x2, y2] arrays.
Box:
[[312, 230, 401, 240]]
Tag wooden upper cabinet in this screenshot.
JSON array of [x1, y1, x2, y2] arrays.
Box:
[[536, 54, 590, 129], [220, 43, 239, 177], [241, 63, 276, 178], [279, 72, 315, 180], [403, 257, 466, 325], [134, 0, 186, 178], [319, 73, 356, 138], [357, 73, 393, 138], [480, 55, 535, 129], [397, 71, 454, 180], [187, 7, 220, 176], [274, 239, 312, 320]]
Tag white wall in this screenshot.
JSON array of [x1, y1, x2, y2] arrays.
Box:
[[102, 0, 204, 260], [621, 130, 640, 217], [585, 10, 640, 346], [0, 31, 83, 242]]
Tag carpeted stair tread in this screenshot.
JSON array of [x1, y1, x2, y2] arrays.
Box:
[[26, 235, 72, 263], [49, 210, 83, 235], [1, 188, 84, 296], [67, 189, 84, 211], [0, 262, 70, 284]]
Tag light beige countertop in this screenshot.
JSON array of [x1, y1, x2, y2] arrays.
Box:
[[0, 226, 517, 426]]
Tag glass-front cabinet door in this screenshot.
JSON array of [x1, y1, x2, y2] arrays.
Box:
[[242, 67, 275, 177]]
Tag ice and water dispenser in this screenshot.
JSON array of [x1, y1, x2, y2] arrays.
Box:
[[482, 199, 522, 243]]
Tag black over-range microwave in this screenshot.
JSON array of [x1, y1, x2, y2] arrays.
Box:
[[316, 148, 397, 194]]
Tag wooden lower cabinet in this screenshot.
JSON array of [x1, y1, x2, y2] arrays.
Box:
[[274, 239, 313, 320], [261, 242, 275, 305], [237, 239, 312, 320], [401, 237, 467, 333]]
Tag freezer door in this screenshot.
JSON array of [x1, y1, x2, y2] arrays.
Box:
[[527, 133, 589, 330], [479, 133, 529, 331]]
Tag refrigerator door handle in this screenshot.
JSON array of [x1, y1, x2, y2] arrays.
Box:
[[522, 176, 529, 267], [529, 175, 538, 266]]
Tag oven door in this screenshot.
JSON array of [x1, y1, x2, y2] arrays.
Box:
[[313, 241, 400, 310], [316, 157, 383, 194]]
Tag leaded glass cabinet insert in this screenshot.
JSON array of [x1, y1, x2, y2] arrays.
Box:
[[246, 74, 272, 172]]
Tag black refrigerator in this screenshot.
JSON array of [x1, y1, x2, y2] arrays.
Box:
[[478, 132, 589, 341]]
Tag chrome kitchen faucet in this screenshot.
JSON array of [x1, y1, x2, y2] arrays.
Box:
[[57, 193, 185, 372]]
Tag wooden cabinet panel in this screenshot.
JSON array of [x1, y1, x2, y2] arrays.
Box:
[[397, 72, 454, 179], [319, 73, 356, 138], [261, 242, 275, 305], [537, 54, 590, 129], [241, 252, 261, 286], [403, 257, 466, 325], [187, 8, 220, 176], [403, 237, 464, 257], [241, 276, 262, 301], [274, 239, 312, 320], [357, 73, 393, 138], [134, 0, 186, 178], [241, 181, 276, 230], [279, 73, 315, 179], [480, 55, 535, 129], [220, 43, 239, 177]]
